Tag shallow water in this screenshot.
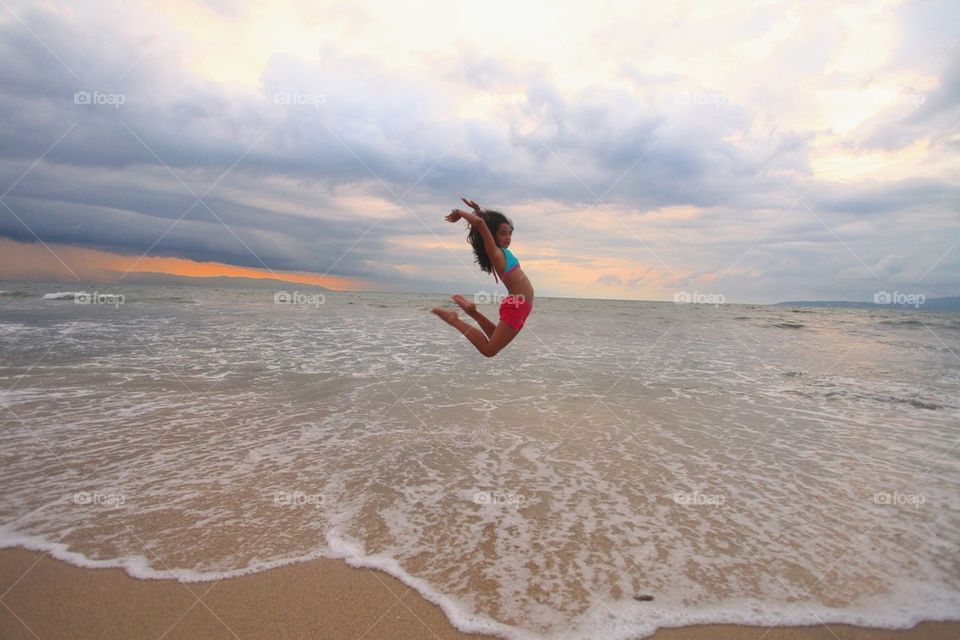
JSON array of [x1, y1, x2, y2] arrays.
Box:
[[1, 282, 958, 638]]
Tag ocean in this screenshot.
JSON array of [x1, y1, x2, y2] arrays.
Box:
[[1, 281, 958, 639]]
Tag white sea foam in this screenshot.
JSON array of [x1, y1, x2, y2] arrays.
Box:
[[42, 291, 81, 300], [1, 289, 958, 638], [3, 526, 957, 640]]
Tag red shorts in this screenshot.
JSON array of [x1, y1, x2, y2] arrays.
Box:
[[499, 295, 533, 331]]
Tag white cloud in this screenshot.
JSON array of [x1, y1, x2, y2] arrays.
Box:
[[0, 0, 957, 301]]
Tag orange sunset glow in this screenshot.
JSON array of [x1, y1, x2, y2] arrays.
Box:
[[0, 237, 373, 290], [0, 0, 956, 302]]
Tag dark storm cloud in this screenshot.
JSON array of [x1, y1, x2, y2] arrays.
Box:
[[0, 1, 957, 300], [811, 178, 960, 216]]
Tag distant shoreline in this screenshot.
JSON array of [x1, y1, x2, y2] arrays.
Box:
[[773, 295, 959, 311], [2, 279, 957, 309]]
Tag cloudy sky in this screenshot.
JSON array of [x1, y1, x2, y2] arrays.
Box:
[[0, 0, 957, 303]]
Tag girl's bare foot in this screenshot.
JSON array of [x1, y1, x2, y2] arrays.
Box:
[[451, 294, 476, 314], [431, 307, 459, 326]]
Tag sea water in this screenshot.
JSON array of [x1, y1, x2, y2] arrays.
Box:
[[1, 282, 958, 638]]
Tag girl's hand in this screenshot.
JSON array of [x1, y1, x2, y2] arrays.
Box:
[[461, 197, 482, 213], [448, 208, 482, 226]]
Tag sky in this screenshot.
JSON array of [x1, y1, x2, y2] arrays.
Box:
[[0, 0, 957, 303]]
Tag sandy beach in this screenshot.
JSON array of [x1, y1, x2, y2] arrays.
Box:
[[3, 0, 960, 634], [1, 549, 957, 640]]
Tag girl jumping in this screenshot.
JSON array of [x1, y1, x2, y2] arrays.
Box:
[[431, 197, 534, 358]]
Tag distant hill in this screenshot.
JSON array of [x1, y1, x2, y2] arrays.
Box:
[[100, 270, 332, 291], [774, 296, 959, 311]]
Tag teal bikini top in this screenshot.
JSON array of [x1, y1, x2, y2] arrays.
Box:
[[502, 247, 519, 272], [493, 246, 520, 283]]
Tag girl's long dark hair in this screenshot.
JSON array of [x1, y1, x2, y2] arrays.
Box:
[[467, 210, 513, 276]]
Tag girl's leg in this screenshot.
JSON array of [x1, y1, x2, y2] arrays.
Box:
[[451, 294, 496, 339], [430, 309, 519, 358]]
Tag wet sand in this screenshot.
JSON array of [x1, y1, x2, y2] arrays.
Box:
[[1, 549, 957, 639]]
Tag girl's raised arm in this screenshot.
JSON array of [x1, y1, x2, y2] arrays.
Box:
[[447, 208, 506, 273], [461, 197, 482, 213]]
